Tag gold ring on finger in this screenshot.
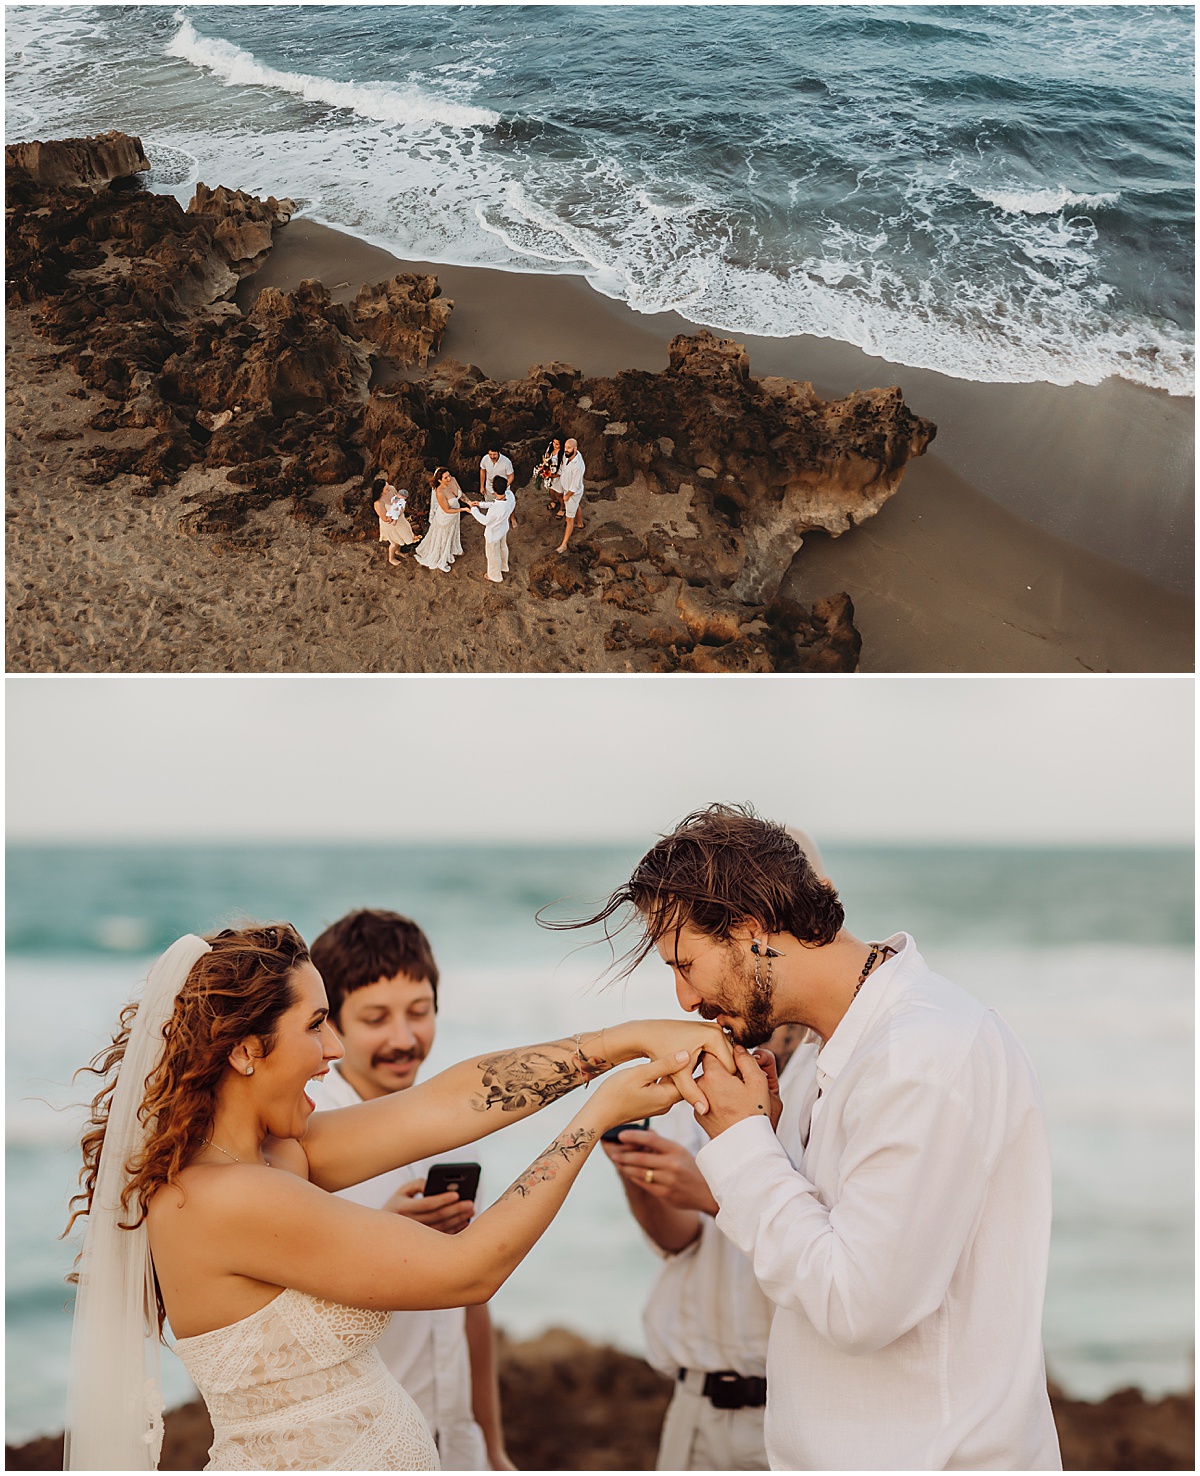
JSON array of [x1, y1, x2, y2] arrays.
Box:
[[645, 1169, 654, 1184]]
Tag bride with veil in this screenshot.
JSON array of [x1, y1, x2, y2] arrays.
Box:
[[65, 924, 729, 1470]]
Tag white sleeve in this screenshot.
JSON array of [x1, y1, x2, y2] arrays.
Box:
[[695, 1063, 994, 1357], [468, 505, 490, 527]]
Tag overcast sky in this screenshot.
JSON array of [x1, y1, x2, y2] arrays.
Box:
[[6, 676, 1193, 845]]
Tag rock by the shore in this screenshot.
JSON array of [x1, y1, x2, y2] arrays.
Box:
[[4, 1343, 1193, 1471], [4, 128, 149, 189], [5, 130, 941, 673], [352, 273, 453, 368]]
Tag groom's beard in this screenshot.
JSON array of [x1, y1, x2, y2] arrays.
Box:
[[699, 949, 776, 1048]]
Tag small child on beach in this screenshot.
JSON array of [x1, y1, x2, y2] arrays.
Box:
[[467, 473, 517, 582], [374, 473, 417, 565]]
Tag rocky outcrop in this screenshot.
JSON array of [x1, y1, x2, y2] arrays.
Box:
[[4, 129, 149, 189], [188, 183, 295, 276], [352, 273, 452, 368], [6, 131, 940, 671]]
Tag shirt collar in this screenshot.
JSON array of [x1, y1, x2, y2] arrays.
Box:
[[815, 932, 914, 1082]]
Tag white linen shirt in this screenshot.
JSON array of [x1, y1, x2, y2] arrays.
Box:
[[310, 1064, 488, 1470], [696, 934, 1061, 1472], [642, 1048, 811, 1379], [468, 488, 516, 543], [479, 453, 514, 497], [559, 451, 585, 499]]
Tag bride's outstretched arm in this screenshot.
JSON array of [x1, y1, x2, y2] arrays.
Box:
[[303, 1019, 733, 1193], [194, 1052, 689, 1312]]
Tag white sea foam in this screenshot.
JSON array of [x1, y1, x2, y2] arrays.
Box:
[[973, 186, 1121, 216], [166, 16, 499, 130]]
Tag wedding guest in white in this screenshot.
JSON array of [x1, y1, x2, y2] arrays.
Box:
[[309, 910, 514, 1471], [555, 438, 585, 555], [479, 447, 515, 503], [415, 467, 466, 574], [468, 476, 517, 584], [566, 805, 1062, 1473], [604, 1024, 811, 1471], [374, 475, 416, 565]]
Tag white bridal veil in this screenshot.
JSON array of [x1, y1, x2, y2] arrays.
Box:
[[64, 933, 211, 1471]]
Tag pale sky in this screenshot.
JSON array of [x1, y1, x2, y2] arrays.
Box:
[[6, 676, 1193, 845]]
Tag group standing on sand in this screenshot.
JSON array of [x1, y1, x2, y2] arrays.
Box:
[[373, 435, 586, 585]]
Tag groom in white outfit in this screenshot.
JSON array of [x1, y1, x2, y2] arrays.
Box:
[[468, 477, 517, 583], [601, 805, 1062, 1472], [308, 910, 514, 1471]]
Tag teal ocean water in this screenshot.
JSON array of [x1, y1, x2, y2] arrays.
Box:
[[5, 5, 1193, 394], [6, 842, 1194, 1441]]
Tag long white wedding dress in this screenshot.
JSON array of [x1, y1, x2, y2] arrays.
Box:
[[414, 485, 463, 572], [173, 1286, 440, 1470]]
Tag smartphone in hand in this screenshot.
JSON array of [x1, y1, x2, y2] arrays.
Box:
[[423, 1161, 481, 1201], [600, 1118, 650, 1145]]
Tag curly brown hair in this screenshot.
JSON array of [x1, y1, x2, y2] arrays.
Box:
[[65, 923, 310, 1255], [544, 803, 844, 975]]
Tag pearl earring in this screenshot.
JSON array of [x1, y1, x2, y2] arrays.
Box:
[[245, 1066, 255, 1076]]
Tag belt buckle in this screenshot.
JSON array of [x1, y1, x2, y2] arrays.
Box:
[[702, 1370, 764, 1410]]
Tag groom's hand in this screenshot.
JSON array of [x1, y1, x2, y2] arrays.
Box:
[[693, 1045, 773, 1139]]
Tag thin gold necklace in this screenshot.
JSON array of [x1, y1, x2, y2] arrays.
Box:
[[202, 1137, 269, 1167]]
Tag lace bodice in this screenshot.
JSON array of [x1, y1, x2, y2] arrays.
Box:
[[173, 1287, 440, 1470]]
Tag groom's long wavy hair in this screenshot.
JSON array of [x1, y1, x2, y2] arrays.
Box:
[[546, 803, 844, 975], [65, 923, 309, 1321]]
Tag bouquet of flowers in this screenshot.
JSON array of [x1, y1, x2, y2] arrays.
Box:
[[536, 454, 558, 489]]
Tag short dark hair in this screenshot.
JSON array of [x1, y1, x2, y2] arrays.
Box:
[[546, 803, 843, 975], [492, 474, 508, 495], [310, 909, 440, 1025]]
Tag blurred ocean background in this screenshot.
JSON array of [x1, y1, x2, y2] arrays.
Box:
[[6, 841, 1194, 1442], [4, 4, 1193, 394]]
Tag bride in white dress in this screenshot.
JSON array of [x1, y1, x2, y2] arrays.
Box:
[[413, 468, 465, 573], [64, 924, 730, 1471]]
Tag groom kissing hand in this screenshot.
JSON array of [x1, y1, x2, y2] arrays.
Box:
[[564, 804, 1061, 1473]]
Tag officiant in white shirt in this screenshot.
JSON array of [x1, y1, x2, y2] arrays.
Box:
[[603, 1026, 813, 1470], [309, 909, 515, 1471], [479, 447, 515, 503]]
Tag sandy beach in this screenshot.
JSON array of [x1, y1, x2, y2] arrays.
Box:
[[6, 196, 1192, 673]]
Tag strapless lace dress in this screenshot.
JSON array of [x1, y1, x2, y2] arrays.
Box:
[[173, 1286, 440, 1470]]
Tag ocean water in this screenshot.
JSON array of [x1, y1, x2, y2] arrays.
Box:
[[5, 842, 1194, 1443], [4, 5, 1193, 395]]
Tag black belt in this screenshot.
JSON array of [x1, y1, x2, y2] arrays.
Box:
[[679, 1368, 767, 1410]]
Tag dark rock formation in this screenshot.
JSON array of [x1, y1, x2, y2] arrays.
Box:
[[4, 129, 149, 189], [6, 130, 941, 671], [352, 273, 453, 368], [188, 183, 295, 277], [5, 1361, 1193, 1471]]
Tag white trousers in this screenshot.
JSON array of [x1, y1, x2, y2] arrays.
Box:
[[485, 535, 509, 582], [655, 1378, 769, 1471]]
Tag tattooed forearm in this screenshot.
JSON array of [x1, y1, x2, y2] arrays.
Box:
[[468, 1039, 608, 1114], [499, 1128, 597, 1202]]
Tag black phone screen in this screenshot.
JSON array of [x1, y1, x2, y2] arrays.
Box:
[[423, 1161, 481, 1201]]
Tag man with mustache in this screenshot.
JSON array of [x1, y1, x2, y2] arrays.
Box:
[[569, 805, 1060, 1471], [309, 909, 514, 1471]]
